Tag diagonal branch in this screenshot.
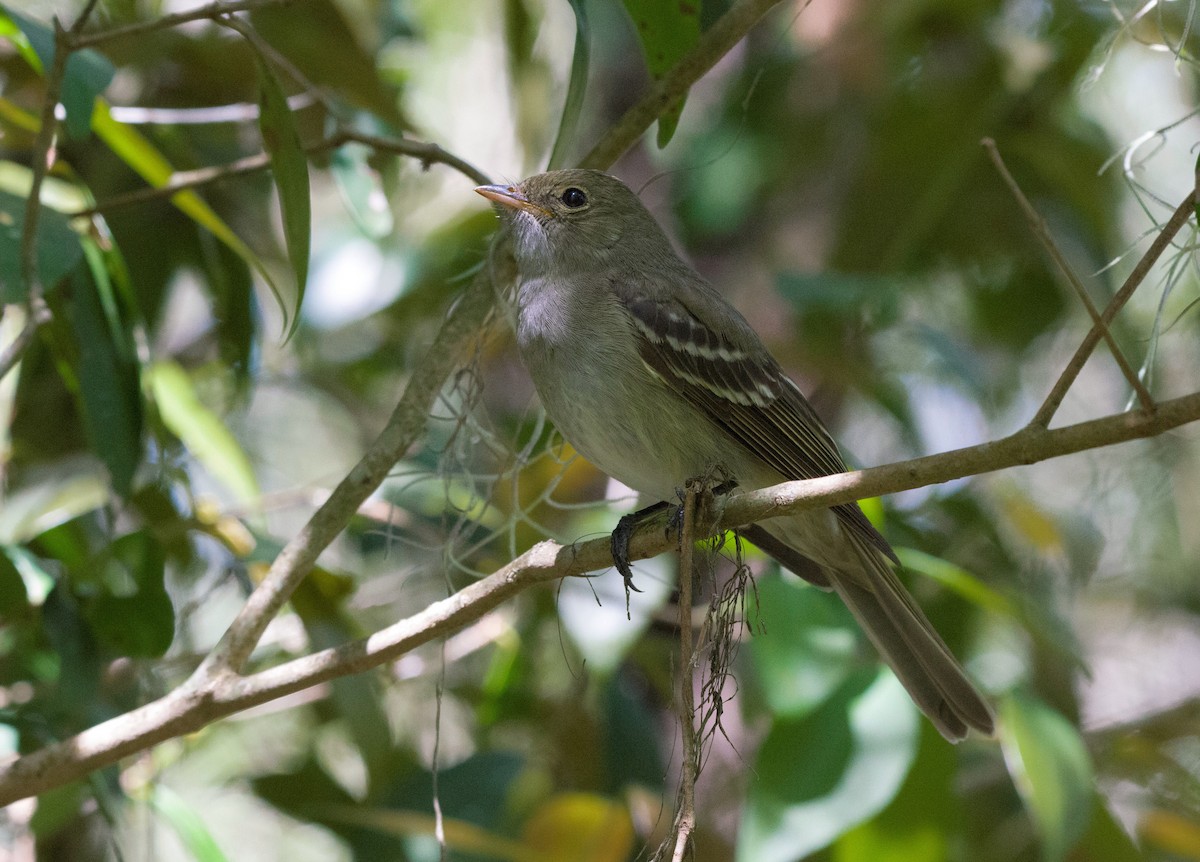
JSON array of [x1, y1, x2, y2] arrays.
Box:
[[983, 138, 1156, 415], [3, 388, 1199, 804], [190, 0, 783, 677], [68, 0, 297, 49], [1031, 191, 1195, 428], [578, 0, 786, 170]]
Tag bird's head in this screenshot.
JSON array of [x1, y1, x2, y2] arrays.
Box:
[[476, 169, 667, 275]]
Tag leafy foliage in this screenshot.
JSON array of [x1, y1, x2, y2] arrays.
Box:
[[1, 0, 1199, 860]]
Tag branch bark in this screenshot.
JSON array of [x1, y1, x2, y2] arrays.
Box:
[[3, 389, 1198, 804]]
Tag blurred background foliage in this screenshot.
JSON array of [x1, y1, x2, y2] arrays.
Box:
[[1, 0, 1199, 859]]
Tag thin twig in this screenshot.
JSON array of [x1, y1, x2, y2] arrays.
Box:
[[578, 0, 787, 170], [0, 0, 874, 804], [69, 0, 297, 49], [0, 299, 51, 382], [983, 138, 1156, 415], [4, 389, 1200, 804], [669, 481, 700, 862], [1031, 191, 1195, 428], [74, 128, 491, 217], [19, 19, 71, 305]]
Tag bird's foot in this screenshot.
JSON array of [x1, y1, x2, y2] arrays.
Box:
[[612, 500, 671, 602]]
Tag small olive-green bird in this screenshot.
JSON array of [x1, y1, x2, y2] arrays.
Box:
[[477, 169, 993, 741]]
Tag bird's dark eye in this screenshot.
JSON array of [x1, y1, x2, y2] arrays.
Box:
[[560, 187, 587, 208]]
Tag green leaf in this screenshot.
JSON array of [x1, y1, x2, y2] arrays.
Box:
[[895, 548, 1019, 618], [548, 0, 591, 170], [0, 5, 115, 139], [331, 143, 394, 238], [0, 189, 84, 301], [833, 723, 959, 862], [147, 361, 260, 506], [88, 103, 288, 324], [150, 785, 231, 862], [620, 0, 701, 147], [0, 464, 110, 544], [999, 691, 1094, 862], [748, 573, 859, 718], [739, 669, 920, 862], [0, 549, 28, 617], [67, 256, 143, 497], [86, 530, 174, 658], [250, 46, 310, 339]]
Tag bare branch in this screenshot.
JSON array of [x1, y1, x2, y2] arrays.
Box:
[[665, 482, 700, 862], [983, 138, 1156, 415], [1032, 192, 1195, 428], [4, 389, 1199, 804], [578, 0, 788, 170], [68, 0, 297, 49], [75, 128, 492, 217]]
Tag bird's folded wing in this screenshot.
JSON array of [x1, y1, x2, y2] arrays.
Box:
[[621, 289, 896, 563]]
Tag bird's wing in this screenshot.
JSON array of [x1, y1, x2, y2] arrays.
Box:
[[619, 285, 896, 563]]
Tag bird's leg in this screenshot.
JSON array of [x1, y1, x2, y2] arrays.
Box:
[[612, 500, 672, 593], [612, 477, 739, 613]]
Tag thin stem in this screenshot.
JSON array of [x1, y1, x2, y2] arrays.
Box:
[[75, 128, 492, 217], [578, 0, 787, 170], [1031, 191, 1195, 428], [4, 389, 1200, 804], [983, 138, 1156, 415], [69, 0, 297, 49], [0, 299, 51, 382], [670, 481, 700, 862]]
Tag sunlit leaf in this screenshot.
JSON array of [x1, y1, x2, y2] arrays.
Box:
[[89, 102, 288, 323], [0, 463, 109, 544], [150, 785, 231, 862], [147, 361, 260, 505], [249, 42, 310, 338], [522, 792, 635, 862], [748, 573, 859, 718], [833, 724, 958, 862], [620, 0, 701, 147], [739, 670, 920, 862], [999, 691, 1094, 862]]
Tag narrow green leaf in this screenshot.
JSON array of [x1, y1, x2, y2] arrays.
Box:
[[999, 691, 1094, 862], [0, 466, 110, 544], [150, 785, 231, 862], [147, 360, 260, 505], [68, 255, 143, 497], [88, 102, 288, 323], [895, 547, 1019, 618], [548, 0, 591, 170], [739, 670, 920, 862], [0, 5, 115, 139], [251, 47, 310, 339], [620, 0, 701, 147], [0, 189, 83, 301]]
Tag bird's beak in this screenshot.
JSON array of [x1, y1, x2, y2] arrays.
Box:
[[475, 184, 552, 218]]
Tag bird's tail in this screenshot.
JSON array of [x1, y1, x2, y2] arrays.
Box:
[[832, 528, 994, 741]]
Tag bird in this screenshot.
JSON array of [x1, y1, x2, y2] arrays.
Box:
[[475, 169, 994, 741]]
